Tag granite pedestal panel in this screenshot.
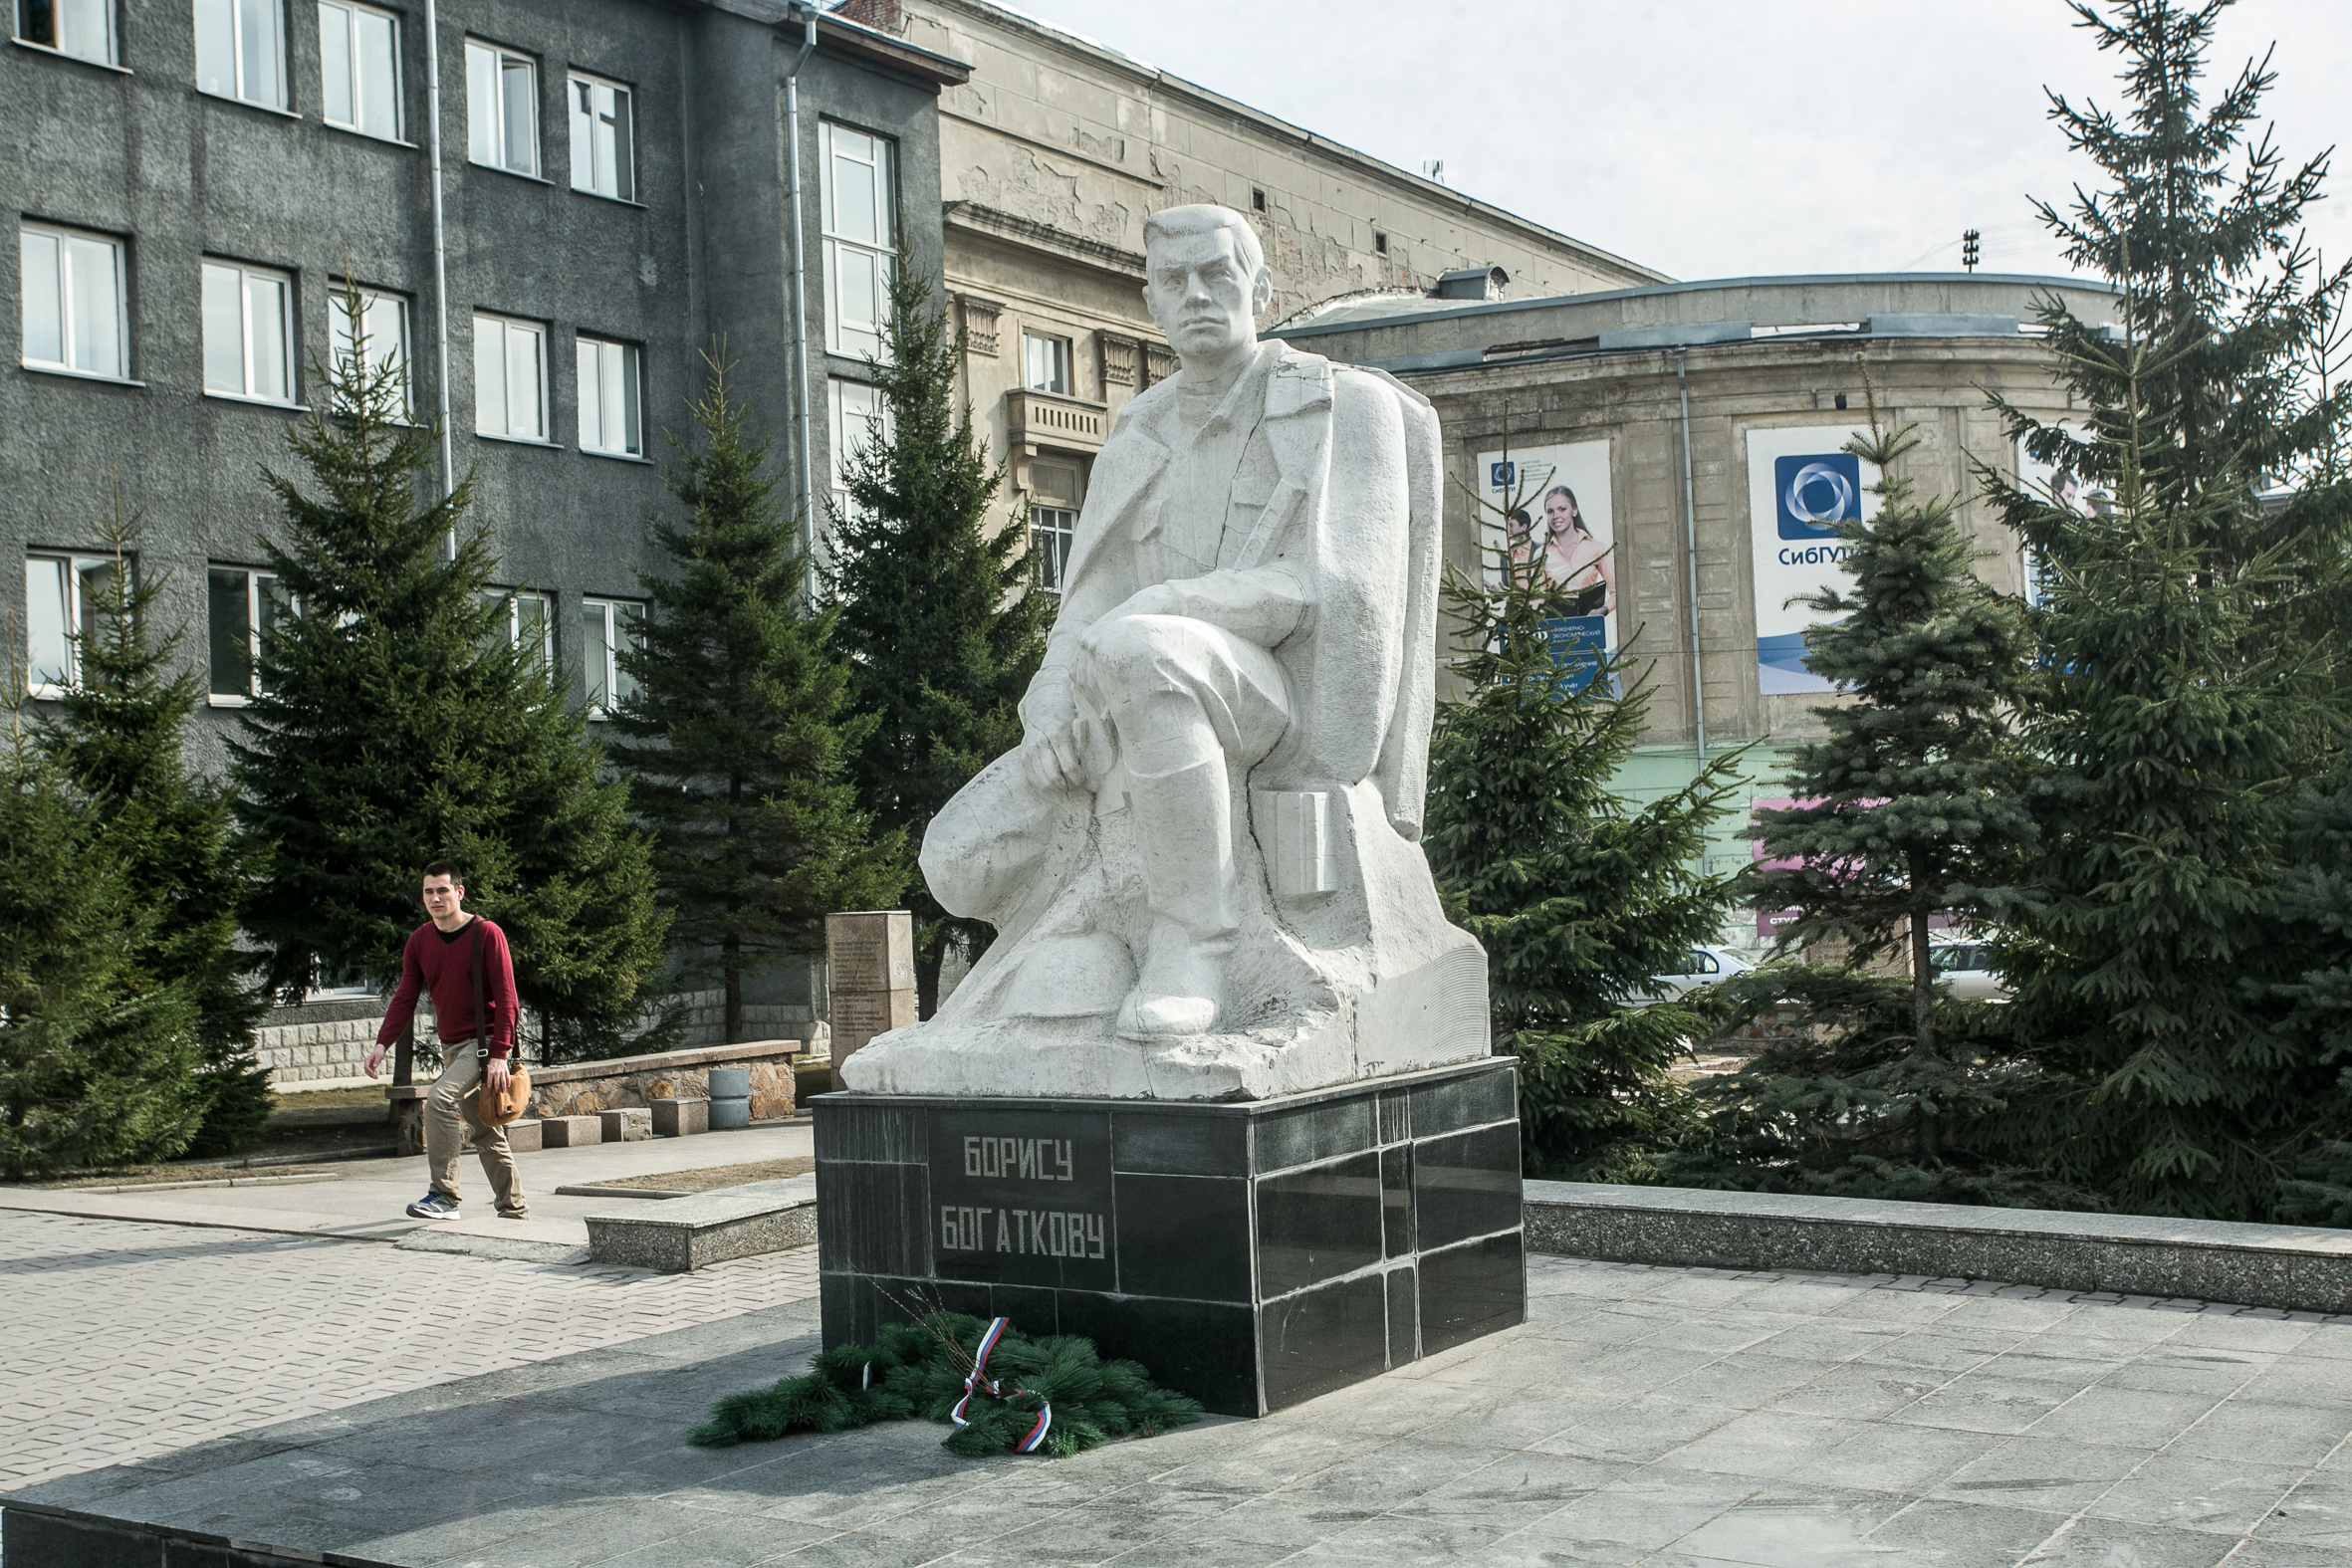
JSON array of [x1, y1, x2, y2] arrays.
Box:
[[813, 1057, 1524, 1418]]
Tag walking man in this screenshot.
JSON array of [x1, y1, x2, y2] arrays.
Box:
[[362, 861, 527, 1221]]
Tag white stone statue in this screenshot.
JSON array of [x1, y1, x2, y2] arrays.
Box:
[[839, 204, 1490, 1101]]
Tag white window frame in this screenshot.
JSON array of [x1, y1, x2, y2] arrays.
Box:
[[205, 564, 287, 704], [1022, 331, 1072, 395], [465, 38, 539, 176], [489, 587, 554, 670], [200, 258, 298, 405], [1029, 504, 1075, 594], [23, 551, 120, 698], [318, 0, 402, 141], [19, 223, 128, 380], [581, 596, 641, 719], [14, 0, 116, 66], [820, 120, 895, 361], [575, 335, 641, 457], [327, 282, 410, 417], [193, 0, 288, 110], [827, 377, 888, 524], [472, 312, 549, 442], [567, 71, 634, 202]]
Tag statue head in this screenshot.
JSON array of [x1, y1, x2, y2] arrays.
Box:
[[1141, 204, 1273, 370]]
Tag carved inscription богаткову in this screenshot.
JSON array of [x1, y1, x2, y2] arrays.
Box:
[[929, 1111, 1114, 1288]]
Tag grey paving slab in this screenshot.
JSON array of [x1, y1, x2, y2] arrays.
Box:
[[18, 1253, 2352, 1566]]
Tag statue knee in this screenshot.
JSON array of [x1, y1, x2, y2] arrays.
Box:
[[1075, 612, 1195, 694]]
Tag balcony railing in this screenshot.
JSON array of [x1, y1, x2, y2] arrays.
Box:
[[1006, 387, 1108, 454]]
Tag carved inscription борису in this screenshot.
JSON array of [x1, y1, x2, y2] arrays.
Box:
[[930, 1112, 1114, 1287]]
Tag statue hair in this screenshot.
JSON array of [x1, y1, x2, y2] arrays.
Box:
[[1143, 204, 1267, 281]]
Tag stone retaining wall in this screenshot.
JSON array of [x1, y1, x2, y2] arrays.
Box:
[[255, 989, 823, 1084], [525, 1040, 801, 1122], [1526, 1180, 2352, 1316]]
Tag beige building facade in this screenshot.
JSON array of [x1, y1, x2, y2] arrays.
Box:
[[1281, 272, 2120, 875], [843, 0, 1665, 589]]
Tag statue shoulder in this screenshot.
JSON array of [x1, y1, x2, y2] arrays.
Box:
[[1109, 377, 1179, 437], [1333, 359, 1434, 417]]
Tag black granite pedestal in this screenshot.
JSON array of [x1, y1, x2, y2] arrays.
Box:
[[812, 1057, 1524, 1417]]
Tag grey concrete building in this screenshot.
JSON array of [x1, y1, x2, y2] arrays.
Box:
[[6, 0, 965, 1065], [1281, 273, 2120, 881]]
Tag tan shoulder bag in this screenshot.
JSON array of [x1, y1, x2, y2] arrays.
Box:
[[468, 918, 532, 1127]]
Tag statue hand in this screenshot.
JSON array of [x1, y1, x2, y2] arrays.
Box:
[[1023, 723, 1090, 793]]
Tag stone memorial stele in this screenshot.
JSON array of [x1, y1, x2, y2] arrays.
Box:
[[818, 205, 1523, 1417]]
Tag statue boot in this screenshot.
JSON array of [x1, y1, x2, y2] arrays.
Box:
[[1117, 757, 1237, 1039]]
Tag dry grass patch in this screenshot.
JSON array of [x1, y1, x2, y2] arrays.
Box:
[[600, 1156, 816, 1193]]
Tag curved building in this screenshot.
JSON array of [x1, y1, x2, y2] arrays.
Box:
[[1281, 272, 2119, 872]]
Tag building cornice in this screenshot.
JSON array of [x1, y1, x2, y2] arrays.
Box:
[[697, 0, 973, 87], [918, 0, 1668, 287], [945, 199, 1147, 280]]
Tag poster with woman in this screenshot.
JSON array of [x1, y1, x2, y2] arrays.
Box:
[[1476, 440, 1615, 691]]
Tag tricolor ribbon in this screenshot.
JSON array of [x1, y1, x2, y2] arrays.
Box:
[[948, 1316, 1053, 1455]]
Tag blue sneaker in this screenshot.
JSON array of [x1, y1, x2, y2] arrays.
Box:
[[405, 1191, 461, 1221]]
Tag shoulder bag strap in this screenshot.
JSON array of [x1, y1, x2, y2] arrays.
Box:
[[470, 917, 490, 1058]]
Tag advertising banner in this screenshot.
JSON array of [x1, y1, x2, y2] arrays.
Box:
[[1476, 440, 1615, 691], [1746, 425, 1879, 695], [2013, 427, 2099, 607]]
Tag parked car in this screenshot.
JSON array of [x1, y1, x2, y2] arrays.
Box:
[[1929, 941, 2009, 1001], [1639, 945, 1757, 1002]]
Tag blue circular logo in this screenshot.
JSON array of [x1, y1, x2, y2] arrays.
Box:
[[1784, 462, 1855, 526]]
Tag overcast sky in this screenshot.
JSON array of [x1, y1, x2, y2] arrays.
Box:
[[1008, 0, 2352, 287]]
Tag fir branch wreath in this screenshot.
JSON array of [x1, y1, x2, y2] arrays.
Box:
[[688, 1308, 1204, 1459]]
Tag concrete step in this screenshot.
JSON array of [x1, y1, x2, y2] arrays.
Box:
[[583, 1174, 817, 1272]]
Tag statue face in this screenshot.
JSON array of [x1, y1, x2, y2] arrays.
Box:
[[1142, 225, 1269, 364]]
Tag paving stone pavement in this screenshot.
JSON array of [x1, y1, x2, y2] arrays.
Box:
[[15, 1248, 2352, 1565], [0, 1210, 821, 1492]]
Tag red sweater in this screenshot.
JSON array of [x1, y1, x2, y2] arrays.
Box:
[[376, 917, 520, 1058]]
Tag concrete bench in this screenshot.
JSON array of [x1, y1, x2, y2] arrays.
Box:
[[584, 1176, 816, 1272]]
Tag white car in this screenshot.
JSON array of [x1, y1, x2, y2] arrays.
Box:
[[1641, 945, 1757, 1001], [1930, 941, 2009, 1002]]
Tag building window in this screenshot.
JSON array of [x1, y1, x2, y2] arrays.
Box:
[[567, 72, 633, 201], [205, 565, 288, 700], [1029, 506, 1074, 594], [581, 597, 640, 718], [464, 39, 537, 175], [821, 121, 894, 361], [827, 377, 886, 522], [1022, 332, 1071, 395], [15, 0, 115, 65], [24, 552, 120, 696], [319, 0, 400, 140], [1374, 231, 1388, 256], [472, 313, 547, 440], [488, 588, 553, 670], [575, 336, 640, 456], [201, 259, 296, 404], [1251, 188, 1266, 212], [327, 283, 409, 415], [194, 0, 288, 110], [20, 224, 126, 379]]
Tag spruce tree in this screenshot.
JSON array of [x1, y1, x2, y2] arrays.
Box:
[[607, 350, 904, 1043], [0, 705, 202, 1178], [1422, 549, 1745, 1182], [233, 284, 669, 1058], [830, 264, 1049, 1013], [1705, 370, 2038, 1181], [1976, 0, 2351, 1220], [39, 483, 271, 1153]]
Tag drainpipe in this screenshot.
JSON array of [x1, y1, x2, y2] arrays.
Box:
[[785, 2, 820, 598], [423, 0, 457, 549], [1674, 348, 1707, 770]]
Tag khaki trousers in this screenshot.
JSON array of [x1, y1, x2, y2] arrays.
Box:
[[425, 1046, 526, 1216]]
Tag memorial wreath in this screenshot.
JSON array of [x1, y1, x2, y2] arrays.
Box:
[[688, 1309, 1203, 1459]]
